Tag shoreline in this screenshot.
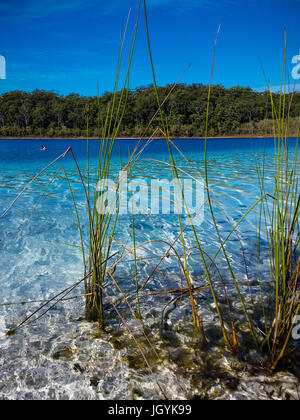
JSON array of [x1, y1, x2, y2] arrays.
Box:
[[0, 135, 296, 140]]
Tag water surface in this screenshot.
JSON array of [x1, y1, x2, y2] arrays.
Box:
[[0, 137, 299, 400]]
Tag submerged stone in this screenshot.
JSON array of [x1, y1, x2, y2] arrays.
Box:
[[52, 346, 75, 361]]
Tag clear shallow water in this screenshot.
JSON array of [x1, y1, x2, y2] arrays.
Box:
[[0, 137, 299, 400]]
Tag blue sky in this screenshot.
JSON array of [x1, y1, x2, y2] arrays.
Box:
[[0, 0, 299, 96]]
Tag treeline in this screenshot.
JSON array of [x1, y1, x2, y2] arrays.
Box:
[[0, 84, 299, 137]]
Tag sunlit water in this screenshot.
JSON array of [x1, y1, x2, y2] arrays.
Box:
[[0, 138, 299, 400]]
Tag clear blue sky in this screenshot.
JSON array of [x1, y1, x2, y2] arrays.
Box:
[[0, 0, 299, 96]]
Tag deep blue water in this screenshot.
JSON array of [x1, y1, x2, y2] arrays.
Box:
[[0, 137, 289, 165]]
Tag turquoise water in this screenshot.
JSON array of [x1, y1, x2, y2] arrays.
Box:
[[0, 137, 298, 306], [0, 137, 299, 400]]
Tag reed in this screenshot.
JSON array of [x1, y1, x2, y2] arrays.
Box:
[[255, 37, 300, 371], [83, 3, 142, 326], [198, 32, 300, 370]]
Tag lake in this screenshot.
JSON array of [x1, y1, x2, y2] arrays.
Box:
[[0, 137, 299, 400]]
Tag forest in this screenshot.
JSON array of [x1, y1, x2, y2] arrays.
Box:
[[0, 84, 299, 138]]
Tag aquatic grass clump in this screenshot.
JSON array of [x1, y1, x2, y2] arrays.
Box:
[[82, 5, 143, 326], [198, 33, 300, 371], [255, 59, 300, 371]]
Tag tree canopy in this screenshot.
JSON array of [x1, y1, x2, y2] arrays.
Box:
[[0, 84, 299, 137]]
